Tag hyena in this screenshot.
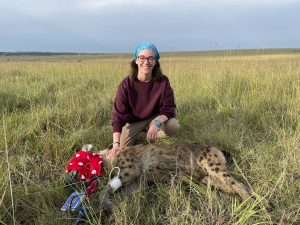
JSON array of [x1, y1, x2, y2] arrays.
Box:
[[97, 142, 266, 213]]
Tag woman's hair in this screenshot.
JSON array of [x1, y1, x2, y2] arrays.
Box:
[[128, 59, 163, 81]]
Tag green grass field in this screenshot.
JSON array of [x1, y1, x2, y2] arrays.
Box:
[[1, 49, 300, 224]]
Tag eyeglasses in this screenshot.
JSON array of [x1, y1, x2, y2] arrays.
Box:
[[137, 56, 156, 63]]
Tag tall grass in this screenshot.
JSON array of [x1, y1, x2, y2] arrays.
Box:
[[0, 52, 299, 224]]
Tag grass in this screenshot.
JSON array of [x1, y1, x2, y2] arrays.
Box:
[[0, 50, 300, 224]]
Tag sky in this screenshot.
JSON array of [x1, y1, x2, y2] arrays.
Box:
[[0, 0, 299, 53]]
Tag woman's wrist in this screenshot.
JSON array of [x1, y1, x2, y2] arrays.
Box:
[[151, 119, 161, 129], [112, 132, 121, 148], [112, 142, 120, 149]]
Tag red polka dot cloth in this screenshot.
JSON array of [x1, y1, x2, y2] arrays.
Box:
[[65, 149, 104, 189]]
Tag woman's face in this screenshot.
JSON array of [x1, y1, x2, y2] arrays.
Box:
[[135, 49, 156, 75]]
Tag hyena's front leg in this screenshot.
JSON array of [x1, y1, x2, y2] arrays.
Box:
[[98, 166, 141, 215]]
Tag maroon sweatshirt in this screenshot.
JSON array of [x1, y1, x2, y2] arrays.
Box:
[[112, 75, 176, 133]]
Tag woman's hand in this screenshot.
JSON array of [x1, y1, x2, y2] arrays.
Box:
[[107, 144, 122, 159], [147, 123, 160, 141]]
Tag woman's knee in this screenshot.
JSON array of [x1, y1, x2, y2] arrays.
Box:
[[163, 118, 180, 136]]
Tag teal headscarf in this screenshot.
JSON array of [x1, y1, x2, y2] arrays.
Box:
[[133, 42, 160, 61]]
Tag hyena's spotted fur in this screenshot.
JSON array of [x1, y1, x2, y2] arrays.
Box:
[[98, 142, 253, 213]]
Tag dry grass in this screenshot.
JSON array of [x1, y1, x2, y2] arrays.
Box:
[[0, 51, 299, 224]]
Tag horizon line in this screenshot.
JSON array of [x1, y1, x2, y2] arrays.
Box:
[[1, 47, 300, 55]]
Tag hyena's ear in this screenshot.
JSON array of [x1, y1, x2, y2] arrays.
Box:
[[98, 149, 110, 166], [82, 144, 94, 152], [82, 144, 99, 152], [98, 148, 109, 156]]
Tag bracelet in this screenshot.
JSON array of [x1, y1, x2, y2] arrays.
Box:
[[151, 119, 161, 128], [113, 142, 120, 145]]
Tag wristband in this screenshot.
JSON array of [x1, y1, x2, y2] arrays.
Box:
[[151, 119, 161, 128], [113, 142, 120, 145]]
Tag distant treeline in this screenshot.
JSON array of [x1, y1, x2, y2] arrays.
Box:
[[0, 52, 112, 56], [1, 48, 299, 58]]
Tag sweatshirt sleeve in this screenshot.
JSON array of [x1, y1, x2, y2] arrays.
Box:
[[112, 81, 130, 133], [160, 77, 176, 119]]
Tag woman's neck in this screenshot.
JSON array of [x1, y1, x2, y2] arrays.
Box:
[[137, 72, 152, 82]]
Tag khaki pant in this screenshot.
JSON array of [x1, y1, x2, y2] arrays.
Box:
[[120, 117, 180, 147]]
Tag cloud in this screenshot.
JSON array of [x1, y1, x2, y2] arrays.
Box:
[[0, 0, 299, 52]]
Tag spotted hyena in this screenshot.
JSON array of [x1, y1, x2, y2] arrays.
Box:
[[96, 142, 267, 213]]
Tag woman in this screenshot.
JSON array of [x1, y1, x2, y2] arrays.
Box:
[[108, 42, 180, 158]]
